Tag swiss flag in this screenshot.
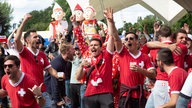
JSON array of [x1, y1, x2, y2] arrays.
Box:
[[0, 35, 7, 43]]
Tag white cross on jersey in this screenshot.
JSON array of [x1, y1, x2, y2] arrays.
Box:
[[18, 88, 26, 97], [139, 61, 144, 68]]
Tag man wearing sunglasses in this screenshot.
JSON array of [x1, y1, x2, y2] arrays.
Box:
[[105, 8, 156, 108], [14, 13, 61, 108], [0, 55, 45, 108]]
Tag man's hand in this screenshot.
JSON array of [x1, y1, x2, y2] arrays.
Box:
[[103, 8, 113, 22], [48, 53, 54, 60], [63, 96, 71, 105], [167, 43, 182, 55], [182, 23, 190, 33], [23, 13, 32, 22], [28, 83, 43, 97], [70, 15, 79, 27], [81, 59, 91, 68], [153, 21, 161, 33], [57, 100, 65, 106]]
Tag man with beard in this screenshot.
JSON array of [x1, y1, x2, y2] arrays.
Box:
[[50, 43, 74, 108], [71, 7, 115, 108], [14, 13, 60, 108], [156, 48, 187, 108], [1, 55, 45, 108], [105, 8, 156, 108]]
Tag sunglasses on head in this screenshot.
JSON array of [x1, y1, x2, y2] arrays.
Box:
[[125, 37, 134, 41], [3, 64, 14, 68]]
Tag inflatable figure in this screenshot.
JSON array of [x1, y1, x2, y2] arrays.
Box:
[[74, 4, 84, 22], [49, 2, 68, 40], [82, 5, 99, 40]]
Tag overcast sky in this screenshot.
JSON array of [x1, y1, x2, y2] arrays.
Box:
[[7, 0, 153, 29]]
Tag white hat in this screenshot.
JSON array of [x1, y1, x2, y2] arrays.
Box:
[[187, 34, 192, 40], [53, 2, 62, 11]]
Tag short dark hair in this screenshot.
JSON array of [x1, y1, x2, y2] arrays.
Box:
[[157, 48, 174, 65], [24, 29, 37, 42], [90, 38, 102, 47], [125, 32, 138, 40], [173, 29, 187, 40], [159, 25, 172, 38], [4, 55, 20, 67]]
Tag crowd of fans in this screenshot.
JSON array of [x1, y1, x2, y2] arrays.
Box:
[[0, 7, 192, 108]]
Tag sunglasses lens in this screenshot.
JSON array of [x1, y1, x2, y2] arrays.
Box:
[[4, 64, 13, 68], [125, 37, 134, 41], [130, 37, 134, 40]]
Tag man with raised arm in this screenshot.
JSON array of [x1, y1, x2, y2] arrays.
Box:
[[106, 8, 156, 108], [14, 13, 61, 108]]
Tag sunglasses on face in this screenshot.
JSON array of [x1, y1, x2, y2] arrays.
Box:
[[125, 37, 134, 41], [3, 64, 15, 69]]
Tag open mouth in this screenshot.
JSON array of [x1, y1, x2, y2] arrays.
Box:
[[128, 43, 132, 46], [7, 72, 10, 75], [91, 49, 97, 52]]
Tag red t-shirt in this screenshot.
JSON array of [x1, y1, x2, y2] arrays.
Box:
[[168, 67, 188, 94], [118, 47, 154, 98], [74, 26, 113, 96], [19, 47, 51, 92], [84, 51, 113, 96], [173, 43, 188, 68], [2, 73, 40, 108], [148, 41, 187, 80]]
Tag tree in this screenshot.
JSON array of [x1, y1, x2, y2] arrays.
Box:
[[0, 1, 13, 35], [23, 7, 53, 31], [172, 13, 192, 33], [118, 12, 192, 36], [21, 0, 72, 31], [119, 15, 157, 35]]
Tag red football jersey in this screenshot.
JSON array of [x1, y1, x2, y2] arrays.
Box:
[[2, 73, 40, 108]]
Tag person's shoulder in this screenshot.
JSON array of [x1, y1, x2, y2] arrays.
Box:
[[51, 55, 62, 63]]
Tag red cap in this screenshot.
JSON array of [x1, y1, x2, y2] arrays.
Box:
[[74, 4, 83, 11], [92, 34, 102, 40], [86, 5, 95, 12]]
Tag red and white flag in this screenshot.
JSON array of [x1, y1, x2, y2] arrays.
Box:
[[0, 35, 7, 43]]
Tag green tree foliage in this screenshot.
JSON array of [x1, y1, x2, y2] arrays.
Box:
[[23, 7, 52, 31], [119, 15, 157, 35], [0, 1, 13, 35], [118, 12, 192, 36], [172, 13, 192, 33], [56, 0, 72, 23], [22, 0, 72, 31]]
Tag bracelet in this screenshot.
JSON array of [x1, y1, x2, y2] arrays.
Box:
[[35, 95, 43, 99]]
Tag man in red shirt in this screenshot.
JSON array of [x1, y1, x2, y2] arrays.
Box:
[[71, 8, 115, 108], [156, 48, 188, 108], [105, 8, 156, 108], [145, 25, 187, 107], [14, 13, 60, 108], [0, 55, 45, 108]]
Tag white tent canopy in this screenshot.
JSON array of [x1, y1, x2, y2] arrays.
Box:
[[66, 0, 189, 25]]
